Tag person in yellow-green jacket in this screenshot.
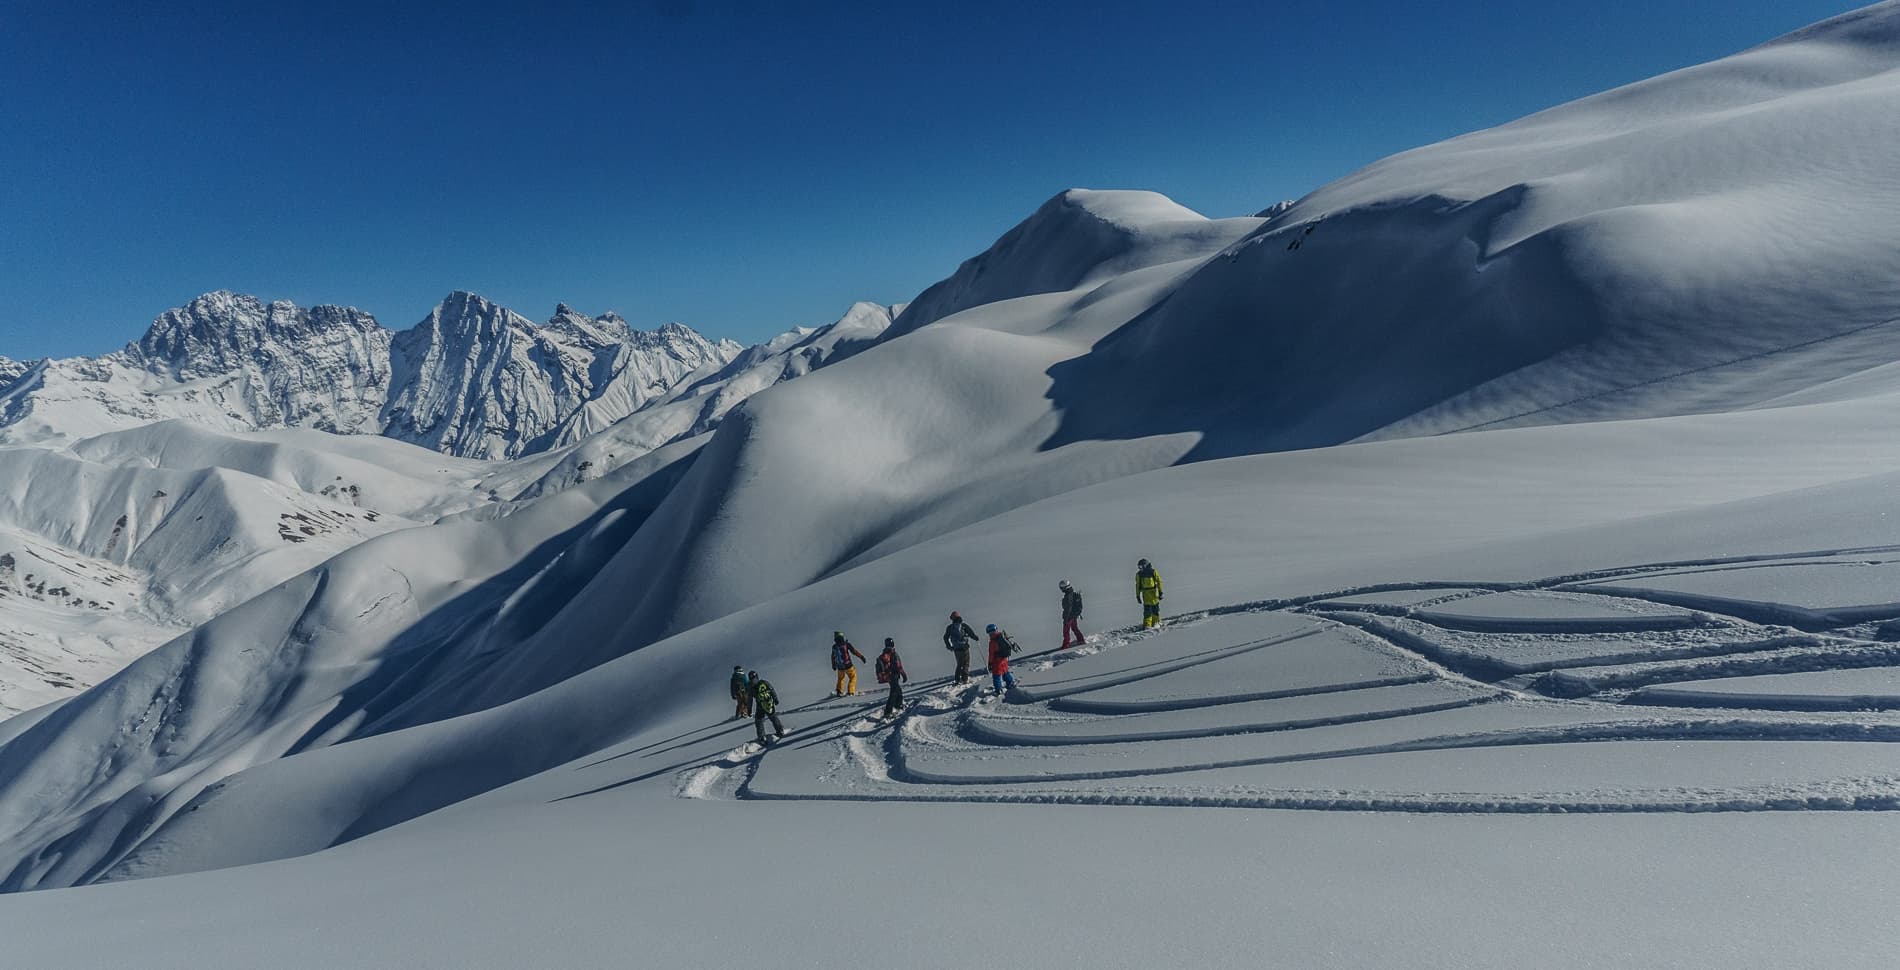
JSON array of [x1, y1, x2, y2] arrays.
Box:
[[1135, 558, 1163, 628]]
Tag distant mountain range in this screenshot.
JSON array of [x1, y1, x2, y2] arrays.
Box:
[[0, 290, 750, 460]]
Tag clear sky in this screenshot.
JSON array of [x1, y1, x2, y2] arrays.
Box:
[[0, 0, 1861, 359]]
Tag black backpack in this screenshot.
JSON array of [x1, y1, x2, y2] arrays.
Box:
[[995, 630, 1018, 658]]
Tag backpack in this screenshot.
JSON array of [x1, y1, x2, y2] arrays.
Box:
[[995, 630, 1017, 658], [946, 622, 972, 650], [832, 642, 853, 669], [751, 679, 777, 710], [875, 652, 893, 684]]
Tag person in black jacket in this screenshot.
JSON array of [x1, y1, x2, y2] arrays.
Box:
[[830, 632, 867, 696], [729, 664, 752, 720], [876, 637, 909, 718], [943, 611, 979, 685], [748, 670, 786, 743], [1060, 579, 1085, 649]]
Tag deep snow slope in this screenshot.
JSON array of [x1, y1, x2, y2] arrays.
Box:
[[8, 392, 1900, 967], [0, 437, 424, 715], [4, 6, 1900, 966], [0, 290, 742, 459]]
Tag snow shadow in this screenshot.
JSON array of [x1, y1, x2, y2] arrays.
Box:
[[1040, 190, 1604, 462]]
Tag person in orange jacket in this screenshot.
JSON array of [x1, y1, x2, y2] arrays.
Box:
[[986, 624, 1018, 695]]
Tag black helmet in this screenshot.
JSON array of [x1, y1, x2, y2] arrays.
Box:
[[950, 610, 961, 620], [833, 631, 844, 642], [747, 670, 759, 679], [884, 637, 895, 647], [1059, 579, 1072, 590], [733, 664, 743, 671], [1138, 558, 1151, 568]]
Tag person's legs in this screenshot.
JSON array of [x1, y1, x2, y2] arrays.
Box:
[[845, 666, 858, 695], [835, 668, 848, 695], [1003, 671, 1017, 691], [955, 650, 970, 684], [1062, 617, 1083, 647], [754, 710, 768, 743], [885, 680, 902, 717], [769, 711, 785, 737]]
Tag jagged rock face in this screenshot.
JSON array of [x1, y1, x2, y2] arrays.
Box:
[[131, 292, 393, 434], [0, 357, 26, 394], [383, 293, 740, 459], [0, 291, 742, 459]]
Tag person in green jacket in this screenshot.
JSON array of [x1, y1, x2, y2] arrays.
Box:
[[748, 670, 787, 743], [1136, 558, 1164, 629]]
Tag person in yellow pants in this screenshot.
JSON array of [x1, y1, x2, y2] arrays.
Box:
[[830, 631, 867, 696], [1135, 558, 1164, 628]]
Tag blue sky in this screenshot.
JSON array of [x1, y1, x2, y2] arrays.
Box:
[[0, 0, 1859, 358]]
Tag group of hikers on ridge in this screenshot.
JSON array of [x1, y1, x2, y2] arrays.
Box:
[[728, 558, 1164, 744]]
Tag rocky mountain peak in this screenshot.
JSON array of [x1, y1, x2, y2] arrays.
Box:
[[132, 290, 384, 381], [2, 289, 763, 460]]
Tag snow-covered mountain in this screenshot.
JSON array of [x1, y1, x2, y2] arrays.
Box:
[[0, 298, 890, 712], [382, 292, 743, 460], [0, 290, 743, 459], [6, 5, 1900, 966], [0, 357, 28, 394]]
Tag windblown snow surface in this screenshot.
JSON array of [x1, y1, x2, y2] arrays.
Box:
[[5, 6, 1900, 967]]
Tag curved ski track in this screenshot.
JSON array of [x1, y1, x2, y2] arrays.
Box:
[[672, 546, 1900, 814]]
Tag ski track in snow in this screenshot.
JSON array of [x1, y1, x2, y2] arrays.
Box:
[[678, 545, 1900, 814]]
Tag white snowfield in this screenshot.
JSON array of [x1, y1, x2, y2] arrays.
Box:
[[5, 4, 1900, 967]]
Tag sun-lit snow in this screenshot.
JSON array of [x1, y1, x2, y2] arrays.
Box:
[[4, 5, 1900, 968]]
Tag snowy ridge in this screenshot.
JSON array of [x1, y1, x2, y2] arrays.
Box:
[[882, 188, 1260, 339]]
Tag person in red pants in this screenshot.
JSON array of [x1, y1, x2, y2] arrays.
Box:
[[1059, 579, 1085, 648]]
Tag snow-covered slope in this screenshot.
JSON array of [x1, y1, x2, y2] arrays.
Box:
[[5, 5, 1900, 966], [882, 188, 1260, 339], [0, 436, 428, 715], [0, 291, 742, 459]]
